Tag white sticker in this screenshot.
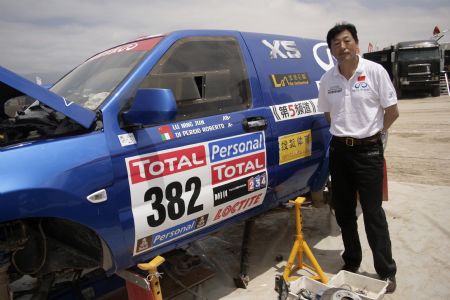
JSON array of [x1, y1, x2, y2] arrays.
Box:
[[118, 133, 137, 146], [270, 99, 320, 122]]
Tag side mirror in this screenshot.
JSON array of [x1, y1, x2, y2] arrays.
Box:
[[122, 88, 177, 126]]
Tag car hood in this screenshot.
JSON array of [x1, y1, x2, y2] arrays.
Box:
[[0, 66, 96, 128]]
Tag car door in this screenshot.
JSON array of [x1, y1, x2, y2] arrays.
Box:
[[113, 33, 276, 258]]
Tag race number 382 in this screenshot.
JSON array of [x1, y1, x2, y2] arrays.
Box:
[[127, 145, 208, 228], [144, 177, 202, 227]]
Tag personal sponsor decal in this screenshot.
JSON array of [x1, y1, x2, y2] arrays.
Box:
[[158, 125, 174, 141], [271, 73, 310, 88], [327, 85, 342, 94], [150, 214, 208, 248], [357, 75, 366, 81], [270, 99, 320, 122], [262, 40, 301, 59], [126, 132, 267, 255], [208, 132, 264, 163], [213, 171, 267, 206], [279, 130, 312, 164]]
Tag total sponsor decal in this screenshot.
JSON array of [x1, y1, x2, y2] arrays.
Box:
[[211, 152, 265, 185], [126, 132, 267, 255], [270, 99, 320, 122], [127, 145, 206, 184]]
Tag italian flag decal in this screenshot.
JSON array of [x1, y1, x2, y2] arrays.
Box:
[[158, 126, 174, 141]]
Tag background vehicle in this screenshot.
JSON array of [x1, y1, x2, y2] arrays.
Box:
[[364, 40, 441, 98], [0, 30, 332, 298]]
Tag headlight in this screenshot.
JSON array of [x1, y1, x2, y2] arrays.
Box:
[[400, 77, 409, 85]]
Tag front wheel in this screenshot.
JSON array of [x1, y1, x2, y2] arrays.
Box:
[[431, 86, 440, 97]]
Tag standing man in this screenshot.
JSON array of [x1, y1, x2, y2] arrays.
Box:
[[318, 22, 398, 293]]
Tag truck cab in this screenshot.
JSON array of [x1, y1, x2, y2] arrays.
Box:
[[0, 30, 332, 298], [394, 40, 441, 97]]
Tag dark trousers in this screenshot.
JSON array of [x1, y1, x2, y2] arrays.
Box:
[[330, 137, 396, 278]]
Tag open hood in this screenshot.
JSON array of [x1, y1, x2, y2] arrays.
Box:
[[0, 66, 96, 128]]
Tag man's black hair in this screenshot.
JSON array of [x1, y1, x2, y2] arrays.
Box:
[[326, 22, 359, 48]]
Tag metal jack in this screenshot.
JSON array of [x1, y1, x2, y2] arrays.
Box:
[[138, 255, 166, 300], [283, 197, 328, 284], [234, 218, 255, 289]]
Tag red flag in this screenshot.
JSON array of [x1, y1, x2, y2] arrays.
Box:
[[433, 26, 440, 36], [368, 42, 373, 53]]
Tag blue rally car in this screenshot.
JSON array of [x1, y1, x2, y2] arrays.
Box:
[[0, 30, 332, 296]]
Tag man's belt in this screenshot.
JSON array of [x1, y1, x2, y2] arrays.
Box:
[[333, 132, 381, 147]]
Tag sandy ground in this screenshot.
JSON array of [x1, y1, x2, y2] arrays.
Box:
[[171, 95, 450, 300]]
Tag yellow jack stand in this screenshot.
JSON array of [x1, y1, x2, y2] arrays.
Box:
[[283, 197, 328, 284], [137, 255, 166, 300]]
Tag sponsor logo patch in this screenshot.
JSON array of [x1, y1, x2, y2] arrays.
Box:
[[213, 171, 267, 206], [271, 73, 310, 88]]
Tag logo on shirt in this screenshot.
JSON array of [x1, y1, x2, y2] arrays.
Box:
[[353, 82, 369, 91], [353, 74, 369, 91], [327, 85, 342, 94]]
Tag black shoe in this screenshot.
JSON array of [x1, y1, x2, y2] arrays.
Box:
[[381, 275, 396, 293], [341, 264, 359, 273]]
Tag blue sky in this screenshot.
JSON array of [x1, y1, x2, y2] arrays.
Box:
[[1, 0, 449, 78]]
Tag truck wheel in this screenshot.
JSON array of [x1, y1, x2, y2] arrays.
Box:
[[432, 86, 440, 97]]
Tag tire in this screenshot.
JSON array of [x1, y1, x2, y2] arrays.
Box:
[[432, 86, 440, 97]]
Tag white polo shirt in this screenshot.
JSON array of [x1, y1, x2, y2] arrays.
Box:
[[318, 56, 397, 139]]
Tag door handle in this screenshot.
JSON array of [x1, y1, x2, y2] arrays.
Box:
[[242, 116, 267, 132]]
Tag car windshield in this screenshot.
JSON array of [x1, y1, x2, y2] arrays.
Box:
[[50, 37, 163, 110], [398, 48, 439, 62]]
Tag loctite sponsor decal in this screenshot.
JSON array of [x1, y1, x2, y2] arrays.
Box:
[[125, 132, 267, 255], [270, 99, 320, 122], [212, 192, 264, 222]]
